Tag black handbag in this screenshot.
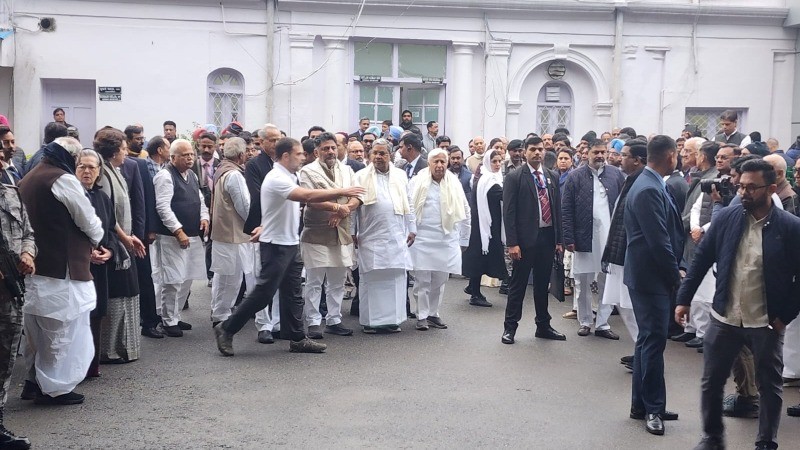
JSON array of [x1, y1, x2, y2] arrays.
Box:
[[549, 251, 566, 303]]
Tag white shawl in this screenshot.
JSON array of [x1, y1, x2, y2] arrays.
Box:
[[411, 167, 466, 234], [357, 163, 410, 215], [476, 150, 504, 254]]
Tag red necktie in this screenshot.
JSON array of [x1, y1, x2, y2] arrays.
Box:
[[535, 170, 552, 225]]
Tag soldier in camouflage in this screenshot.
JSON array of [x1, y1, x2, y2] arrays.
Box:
[[0, 180, 36, 450]]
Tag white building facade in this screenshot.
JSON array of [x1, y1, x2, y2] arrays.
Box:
[[3, 0, 800, 151]]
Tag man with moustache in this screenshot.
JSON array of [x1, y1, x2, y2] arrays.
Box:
[[448, 146, 472, 199]]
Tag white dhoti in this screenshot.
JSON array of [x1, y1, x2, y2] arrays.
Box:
[[359, 269, 407, 327], [686, 269, 715, 338], [24, 312, 93, 396], [210, 241, 259, 324], [411, 270, 449, 320], [154, 235, 206, 326], [304, 267, 348, 327], [602, 263, 638, 340]]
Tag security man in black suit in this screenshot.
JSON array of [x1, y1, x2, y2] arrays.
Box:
[[243, 125, 280, 234], [502, 136, 565, 344]]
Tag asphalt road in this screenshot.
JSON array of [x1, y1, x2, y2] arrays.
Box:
[[6, 279, 800, 449]]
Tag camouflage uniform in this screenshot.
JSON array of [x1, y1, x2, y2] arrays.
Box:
[[0, 182, 35, 407]]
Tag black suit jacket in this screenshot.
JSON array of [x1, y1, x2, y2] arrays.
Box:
[[119, 158, 146, 240], [412, 156, 428, 176], [243, 152, 274, 234], [345, 158, 366, 173], [503, 164, 562, 249], [132, 158, 157, 238]]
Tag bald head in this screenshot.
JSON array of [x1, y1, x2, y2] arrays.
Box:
[[764, 154, 787, 183]]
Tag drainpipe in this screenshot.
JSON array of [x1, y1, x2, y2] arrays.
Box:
[[266, 0, 275, 123], [611, 9, 623, 128]]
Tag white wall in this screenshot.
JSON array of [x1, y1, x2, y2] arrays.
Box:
[[10, 0, 798, 152]]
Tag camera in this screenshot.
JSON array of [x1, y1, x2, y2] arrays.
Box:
[[700, 174, 734, 197]]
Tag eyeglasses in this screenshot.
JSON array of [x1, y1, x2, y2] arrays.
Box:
[[735, 184, 769, 194], [76, 164, 99, 171]]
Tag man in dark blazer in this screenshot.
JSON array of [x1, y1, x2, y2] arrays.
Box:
[[130, 154, 164, 338], [676, 159, 800, 450], [243, 125, 279, 234], [623, 135, 685, 436], [502, 136, 565, 344], [398, 134, 427, 179]]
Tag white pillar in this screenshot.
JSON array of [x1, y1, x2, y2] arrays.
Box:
[[450, 42, 479, 148], [484, 41, 512, 140], [289, 33, 316, 138], [321, 36, 349, 133]]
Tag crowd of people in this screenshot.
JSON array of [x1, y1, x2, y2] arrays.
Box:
[[0, 107, 797, 449]]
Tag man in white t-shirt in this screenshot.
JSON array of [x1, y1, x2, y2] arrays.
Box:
[[214, 137, 364, 356]]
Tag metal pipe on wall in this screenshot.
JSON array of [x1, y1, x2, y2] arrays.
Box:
[[611, 9, 623, 129], [266, 0, 275, 123]]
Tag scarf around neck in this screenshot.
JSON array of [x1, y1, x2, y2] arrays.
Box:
[[411, 167, 465, 234], [358, 163, 410, 215]]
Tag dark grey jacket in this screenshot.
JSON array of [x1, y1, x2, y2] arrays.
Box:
[[562, 164, 624, 252]]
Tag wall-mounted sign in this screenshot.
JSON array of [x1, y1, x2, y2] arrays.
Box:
[[359, 75, 381, 82], [99, 86, 122, 101], [422, 77, 444, 84], [547, 61, 566, 80]]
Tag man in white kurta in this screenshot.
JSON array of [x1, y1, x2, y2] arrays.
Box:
[[152, 139, 209, 337], [408, 149, 470, 330], [299, 133, 360, 338], [353, 140, 416, 333], [562, 142, 623, 339], [18, 138, 104, 404]]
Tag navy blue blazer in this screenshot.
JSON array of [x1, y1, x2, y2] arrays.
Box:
[[677, 204, 800, 325], [132, 158, 157, 238], [243, 151, 273, 234], [119, 158, 146, 241], [623, 167, 685, 295], [345, 158, 366, 173]]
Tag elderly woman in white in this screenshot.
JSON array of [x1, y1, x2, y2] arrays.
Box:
[[408, 149, 471, 330]]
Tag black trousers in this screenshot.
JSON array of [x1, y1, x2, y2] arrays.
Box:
[[503, 226, 555, 332], [629, 288, 670, 414], [204, 238, 213, 280], [222, 243, 305, 341], [701, 318, 784, 448], [136, 251, 161, 329]]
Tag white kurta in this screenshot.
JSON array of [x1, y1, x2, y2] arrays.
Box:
[[601, 263, 632, 309], [407, 180, 470, 274], [355, 171, 414, 273], [355, 169, 415, 327], [573, 171, 611, 274], [301, 243, 354, 269]]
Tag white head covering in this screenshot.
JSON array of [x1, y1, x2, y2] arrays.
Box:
[[476, 150, 504, 254]]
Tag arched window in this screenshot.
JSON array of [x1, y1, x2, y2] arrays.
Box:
[[536, 82, 572, 135], [207, 68, 244, 130]]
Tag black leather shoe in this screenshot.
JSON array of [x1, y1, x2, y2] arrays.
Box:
[[257, 330, 274, 344], [34, 391, 85, 405], [595, 329, 620, 340], [787, 403, 800, 417], [620, 355, 633, 364], [631, 409, 678, 421], [535, 326, 566, 341], [177, 321, 192, 331], [20, 380, 41, 401], [325, 323, 354, 336], [463, 285, 472, 295], [141, 327, 164, 339], [692, 436, 725, 450], [754, 442, 777, 450], [307, 325, 324, 340], [161, 325, 183, 337], [469, 296, 492, 307], [501, 331, 515, 344], [685, 337, 703, 348], [671, 332, 695, 342], [645, 413, 664, 435]]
